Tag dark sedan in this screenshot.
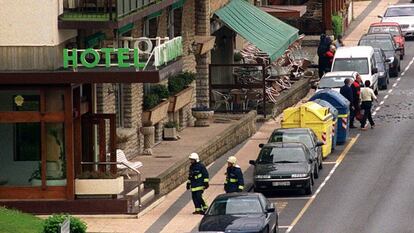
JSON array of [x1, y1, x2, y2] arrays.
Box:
[[250, 142, 316, 195], [374, 48, 390, 90], [199, 193, 278, 233], [268, 128, 324, 178], [358, 33, 401, 77]]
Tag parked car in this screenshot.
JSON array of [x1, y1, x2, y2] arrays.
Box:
[[379, 4, 414, 37], [358, 33, 401, 77], [374, 48, 390, 90], [316, 71, 358, 93], [331, 46, 379, 94], [268, 128, 324, 178], [250, 142, 316, 195], [199, 193, 279, 233], [368, 22, 405, 59]]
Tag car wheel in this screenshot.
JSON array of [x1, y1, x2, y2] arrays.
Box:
[[400, 54, 404, 60], [305, 179, 313, 195], [314, 165, 319, 179], [262, 226, 269, 233], [382, 79, 388, 90], [398, 64, 401, 72], [318, 157, 323, 169]]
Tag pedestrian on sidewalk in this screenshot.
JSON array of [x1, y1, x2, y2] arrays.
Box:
[[340, 78, 354, 119], [224, 156, 244, 193], [317, 34, 332, 78], [187, 153, 209, 215], [360, 80, 378, 130], [350, 74, 363, 128]]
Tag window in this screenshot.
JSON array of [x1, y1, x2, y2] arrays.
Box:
[[359, 39, 395, 51], [168, 7, 183, 38], [332, 58, 369, 75], [144, 17, 158, 38], [385, 7, 414, 17], [258, 147, 307, 164]]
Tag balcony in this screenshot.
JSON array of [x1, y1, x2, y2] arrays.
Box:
[[59, 0, 181, 29]]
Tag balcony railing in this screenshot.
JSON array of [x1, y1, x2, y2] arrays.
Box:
[[61, 0, 159, 21]]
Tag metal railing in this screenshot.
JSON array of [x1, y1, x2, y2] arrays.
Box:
[[80, 161, 142, 212]]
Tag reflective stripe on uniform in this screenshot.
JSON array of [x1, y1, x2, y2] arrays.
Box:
[[238, 185, 244, 190], [229, 178, 238, 183], [338, 114, 348, 118], [195, 174, 202, 179], [191, 186, 204, 192], [203, 178, 209, 182]]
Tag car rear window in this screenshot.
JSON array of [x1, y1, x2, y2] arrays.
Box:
[[319, 76, 354, 89], [258, 147, 307, 164], [269, 132, 313, 148], [359, 39, 394, 51], [369, 26, 399, 35], [332, 58, 369, 75], [207, 197, 263, 215], [385, 7, 414, 17]]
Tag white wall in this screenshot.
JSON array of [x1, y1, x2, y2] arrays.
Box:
[[0, 0, 77, 46]]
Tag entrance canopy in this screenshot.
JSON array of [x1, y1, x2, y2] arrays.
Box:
[[215, 0, 299, 61]]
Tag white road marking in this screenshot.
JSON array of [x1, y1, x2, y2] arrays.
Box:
[[322, 161, 337, 165], [372, 112, 377, 116], [388, 89, 393, 94], [384, 95, 389, 99], [380, 101, 384, 105], [393, 83, 397, 88], [402, 56, 414, 76], [375, 106, 381, 112], [397, 77, 401, 81], [279, 226, 291, 229]]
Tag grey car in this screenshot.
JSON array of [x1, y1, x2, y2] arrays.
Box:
[[374, 48, 390, 89], [268, 128, 324, 178]]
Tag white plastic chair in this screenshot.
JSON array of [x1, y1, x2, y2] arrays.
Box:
[[116, 149, 143, 178], [211, 90, 231, 111]]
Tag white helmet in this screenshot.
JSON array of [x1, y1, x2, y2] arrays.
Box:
[[227, 156, 237, 164], [189, 153, 200, 162]]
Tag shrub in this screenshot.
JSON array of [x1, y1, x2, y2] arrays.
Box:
[[143, 93, 160, 110], [168, 72, 195, 95], [234, 52, 243, 62], [150, 84, 169, 99], [43, 214, 87, 233], [332, 14, 343, 39]]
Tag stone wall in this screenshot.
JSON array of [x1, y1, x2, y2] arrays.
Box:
[[144, 111, 257, 195], [210, 0, 230, 15], [284, 0, 324, 35]]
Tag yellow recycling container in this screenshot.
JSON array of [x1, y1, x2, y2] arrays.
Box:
[[281, 102, 333, 158]]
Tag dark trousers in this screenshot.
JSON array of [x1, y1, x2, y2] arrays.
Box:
[[350, 104, 360, 127], [191, 190, 207, 211], [361, 101, 375, 128]]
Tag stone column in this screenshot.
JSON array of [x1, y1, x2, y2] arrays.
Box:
[[195, 0, 211, 107], [140, 126, 155, 155]]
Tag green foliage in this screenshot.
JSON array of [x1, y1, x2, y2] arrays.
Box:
[[77, 171, 119, 179], [0, 207, 43, 233], [332, 14, 343, 39], [234, 52, 243, 62], [150, 84, 170, 99], [43, 214, 87, 233], [164, 121, 178, 128], [143, 93, 160, 110], [168, 72, 195, 95]]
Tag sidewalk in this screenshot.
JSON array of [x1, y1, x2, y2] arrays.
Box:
[[82, 1, 394, 232]]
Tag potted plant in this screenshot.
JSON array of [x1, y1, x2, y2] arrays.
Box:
[[75, 171, 124, 195], [191, 104, 214, 127], [163, 121, 179, 140], [142, 85, 170, 126], [168, 72, 195, 112]]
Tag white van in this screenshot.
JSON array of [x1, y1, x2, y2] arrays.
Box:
[[331, 46, 379, 94]]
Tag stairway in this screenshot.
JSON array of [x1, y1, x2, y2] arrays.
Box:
[[121, 179, 156, 214]]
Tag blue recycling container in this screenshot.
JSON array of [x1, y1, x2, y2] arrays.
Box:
[[311, 99, 338, 150], [310, 89, 350, 144]]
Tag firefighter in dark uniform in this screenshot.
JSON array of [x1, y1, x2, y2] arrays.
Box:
[[187, 152, 209, 215], [224, 156, 244, 193]]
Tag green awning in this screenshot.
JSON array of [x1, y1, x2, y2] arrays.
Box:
[[215, 0, 299, 61], [118, 23, 134, 35], [85, 32, 106, 48], [172, 0, 186, 10]]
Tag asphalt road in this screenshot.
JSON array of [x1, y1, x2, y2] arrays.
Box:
[[271, 38, 414, 233]]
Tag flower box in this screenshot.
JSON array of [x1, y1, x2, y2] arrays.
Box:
[[168, 86, 194, 112], [142, 100, 169, 126], [75, 176, 124, 195]]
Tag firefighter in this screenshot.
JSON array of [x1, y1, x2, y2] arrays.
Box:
[[186, 153, 209, 215], [224, 156, 244, 193]]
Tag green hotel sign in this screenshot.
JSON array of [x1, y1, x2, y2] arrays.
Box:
[[63, 48, 145, 69], [63, 36, 183, 70]]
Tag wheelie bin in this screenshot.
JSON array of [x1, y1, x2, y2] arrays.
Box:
[[310, 99, 338, 151], [281, 102, 334, 158], [309, 89, 350, 144]]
